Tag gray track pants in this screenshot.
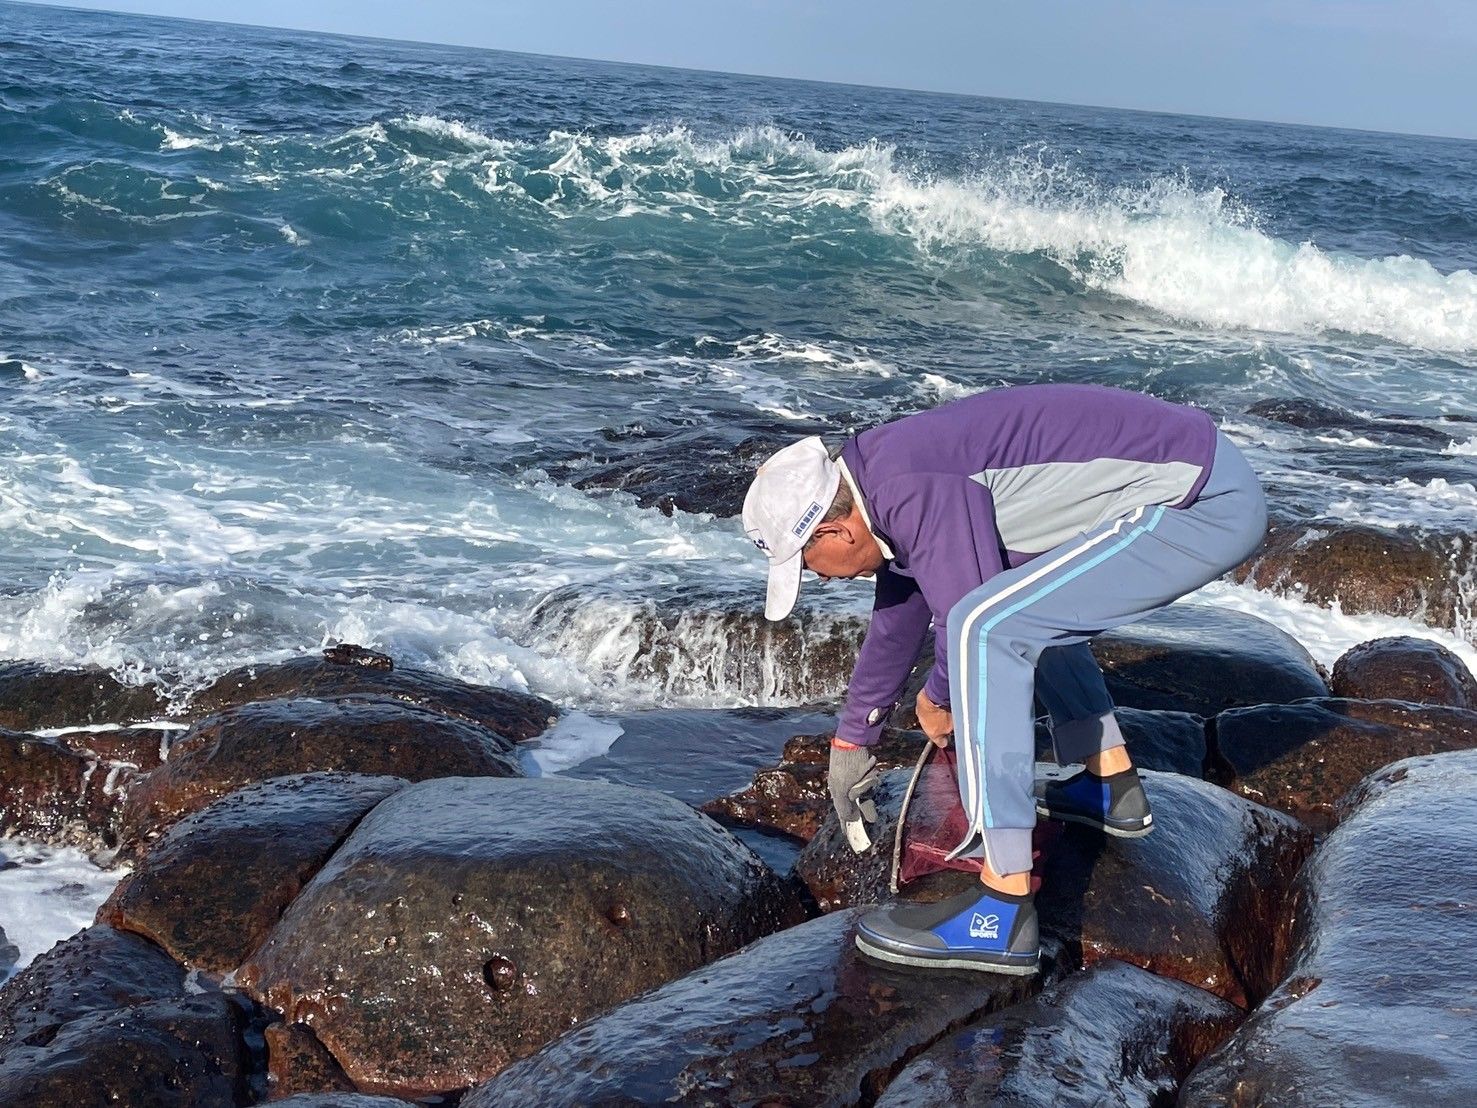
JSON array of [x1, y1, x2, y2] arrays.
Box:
[[945, 431, 1267, 875]]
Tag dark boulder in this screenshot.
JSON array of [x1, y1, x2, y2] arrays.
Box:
[[1233, 521, 1475, 637], [1330, 635, 1477, 709], [0, 925, 186, 1058], [798, 768, 1312, 1006], [190, 651, 556, 741], [1182, 749, 1477, 1106], [875, 960, 1240, 1107], [1246, 397, 1454, 448], [118, 696, 522, 853], [0, 662, 170, 731], [1090, 604, 1328, 716], [1209, 697, 1477, 831], [0, 727, 147, 846], [701, 729, 922, 842], [463, 908, 1045, 1108], [237, 775, 807, 1098], [0, 993, 247, 1107], [101, 772, 407, 972], [1036, 706, 1208, 777], [272, 1096, 416, 1108]]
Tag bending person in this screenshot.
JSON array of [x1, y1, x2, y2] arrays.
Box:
[[741, 383, 1267, 974]]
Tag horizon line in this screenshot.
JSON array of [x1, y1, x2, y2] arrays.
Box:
[[13, 0, 1477, 145]]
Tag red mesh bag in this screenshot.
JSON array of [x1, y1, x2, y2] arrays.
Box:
[[892, 744, 982, 888]]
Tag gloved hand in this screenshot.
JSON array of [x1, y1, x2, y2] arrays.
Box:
[[828, 741, 880, 854]]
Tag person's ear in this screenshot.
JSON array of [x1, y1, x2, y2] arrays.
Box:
[[812, 520, 854, 545]]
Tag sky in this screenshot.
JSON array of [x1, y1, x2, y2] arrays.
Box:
[[20, 1, 1477, 140]]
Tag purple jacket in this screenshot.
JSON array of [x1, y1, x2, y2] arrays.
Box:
[[835, 383, 1216, 745]]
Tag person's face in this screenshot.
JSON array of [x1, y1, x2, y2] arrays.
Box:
[[802, 509, 886, 580]]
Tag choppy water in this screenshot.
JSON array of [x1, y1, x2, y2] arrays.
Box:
[[3, 2, 1476, 711]]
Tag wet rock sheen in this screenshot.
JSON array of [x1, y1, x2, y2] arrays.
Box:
[[238, 775, 805, 1098], [1330, 635, 1477, 709]]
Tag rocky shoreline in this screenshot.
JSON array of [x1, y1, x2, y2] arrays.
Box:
[[1, 615, 1476, 1105]]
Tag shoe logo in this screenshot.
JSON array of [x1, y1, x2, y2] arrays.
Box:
[[968, 913, 1000, 940]]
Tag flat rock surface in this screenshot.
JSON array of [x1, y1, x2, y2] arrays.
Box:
[[119, 695, 522, 853], [101, 772, 407, 972], [0, 993, 246, 1108], [190, 653, 556, 741], [876, 960, 1240, 1107], [1090, 604, 1328, 716], [1330, 635, 1477, 709], [0, 925, 186, 1058], [1182, 749, 1477, 1106], [0, 662, 170, 731], [238, 775, 806, 1098], [463, 908, 1047, 1108], [1210, 697, 1477, 831]]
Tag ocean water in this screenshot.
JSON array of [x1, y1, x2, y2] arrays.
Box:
[[2, 0, 1476, 723]]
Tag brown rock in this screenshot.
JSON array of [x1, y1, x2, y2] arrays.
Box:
[[1181, 749, 1477, 1105], [190, 654, 555, 741], [118, 696, 522, 853], [1330, 635, 1477, 708], [797, 769, 1313, 1006], [1233, 521, 1475, 637], [876, 960, 1241, 1107], [0, 661, 170, 731], [271, 1096, 416, 1108], [0, 729, 91, 843], [238, 776, 807, 1098], [0, 925, 186, 1058], [462, 908, 1047, 1108], [700, 729, 921, 842], [1209, 697, 1477, 831], [51, 725, 177, 772], [101, 772, 407, 972], [0, 994, 247, 1107], [264, 1022, 357, 1100]]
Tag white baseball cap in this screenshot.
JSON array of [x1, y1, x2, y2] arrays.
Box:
[[742, 436, 840, 621]]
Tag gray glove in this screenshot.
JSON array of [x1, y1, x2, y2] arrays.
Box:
[[828, 744, 880, 854]]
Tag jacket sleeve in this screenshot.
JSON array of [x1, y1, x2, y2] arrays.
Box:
[[835, 563, 932, 746], [873, 474, 1006, 709]]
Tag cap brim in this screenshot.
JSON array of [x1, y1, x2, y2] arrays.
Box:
[[764, 551, 803, 621]]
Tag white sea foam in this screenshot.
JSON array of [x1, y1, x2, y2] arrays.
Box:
[[1443, 435, 1477, 456], [0, 840, 127, 983], [278, 223, 306, 245]]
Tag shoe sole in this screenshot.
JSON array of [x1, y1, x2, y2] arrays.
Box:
[[1035, 804, 1154, 838], [854, 933, 1039, 975]]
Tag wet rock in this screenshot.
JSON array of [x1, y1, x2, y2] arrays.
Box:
[[0, 993, 247, 1107], [272, 1096, 416, 1108], [101, 772, 407, 972], [50, 725, 177, 773], [320, 643, 392, 670], [1090, 604, 1328, 716], [1210, 697, 1477, 831], [1233, 521, 1475, 638], [1182, 749, 1477, 1105], [701, 729, 922, 842], [876, 960, 1240, 1107], [1036, 707, 1208, 777], [263, 1022, 358, 1100], [190, 654, 556, 741], [1330, 635, 1477, 709], [119, 696, 522, 853], [0, 661, 171, 732], [546, 419, 807, 518], [798, 769, 1312, 1006], [1246, 397, 1454, 448], [463, 908, 1045, 1108], [0, 728, 131, 846], [238, 775, 807, 1097], [0, 925, 186, 1057]]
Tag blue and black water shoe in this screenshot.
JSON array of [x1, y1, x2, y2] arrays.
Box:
[[855, 885, 1039, 975], [1036, 766, 1153, 837]]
